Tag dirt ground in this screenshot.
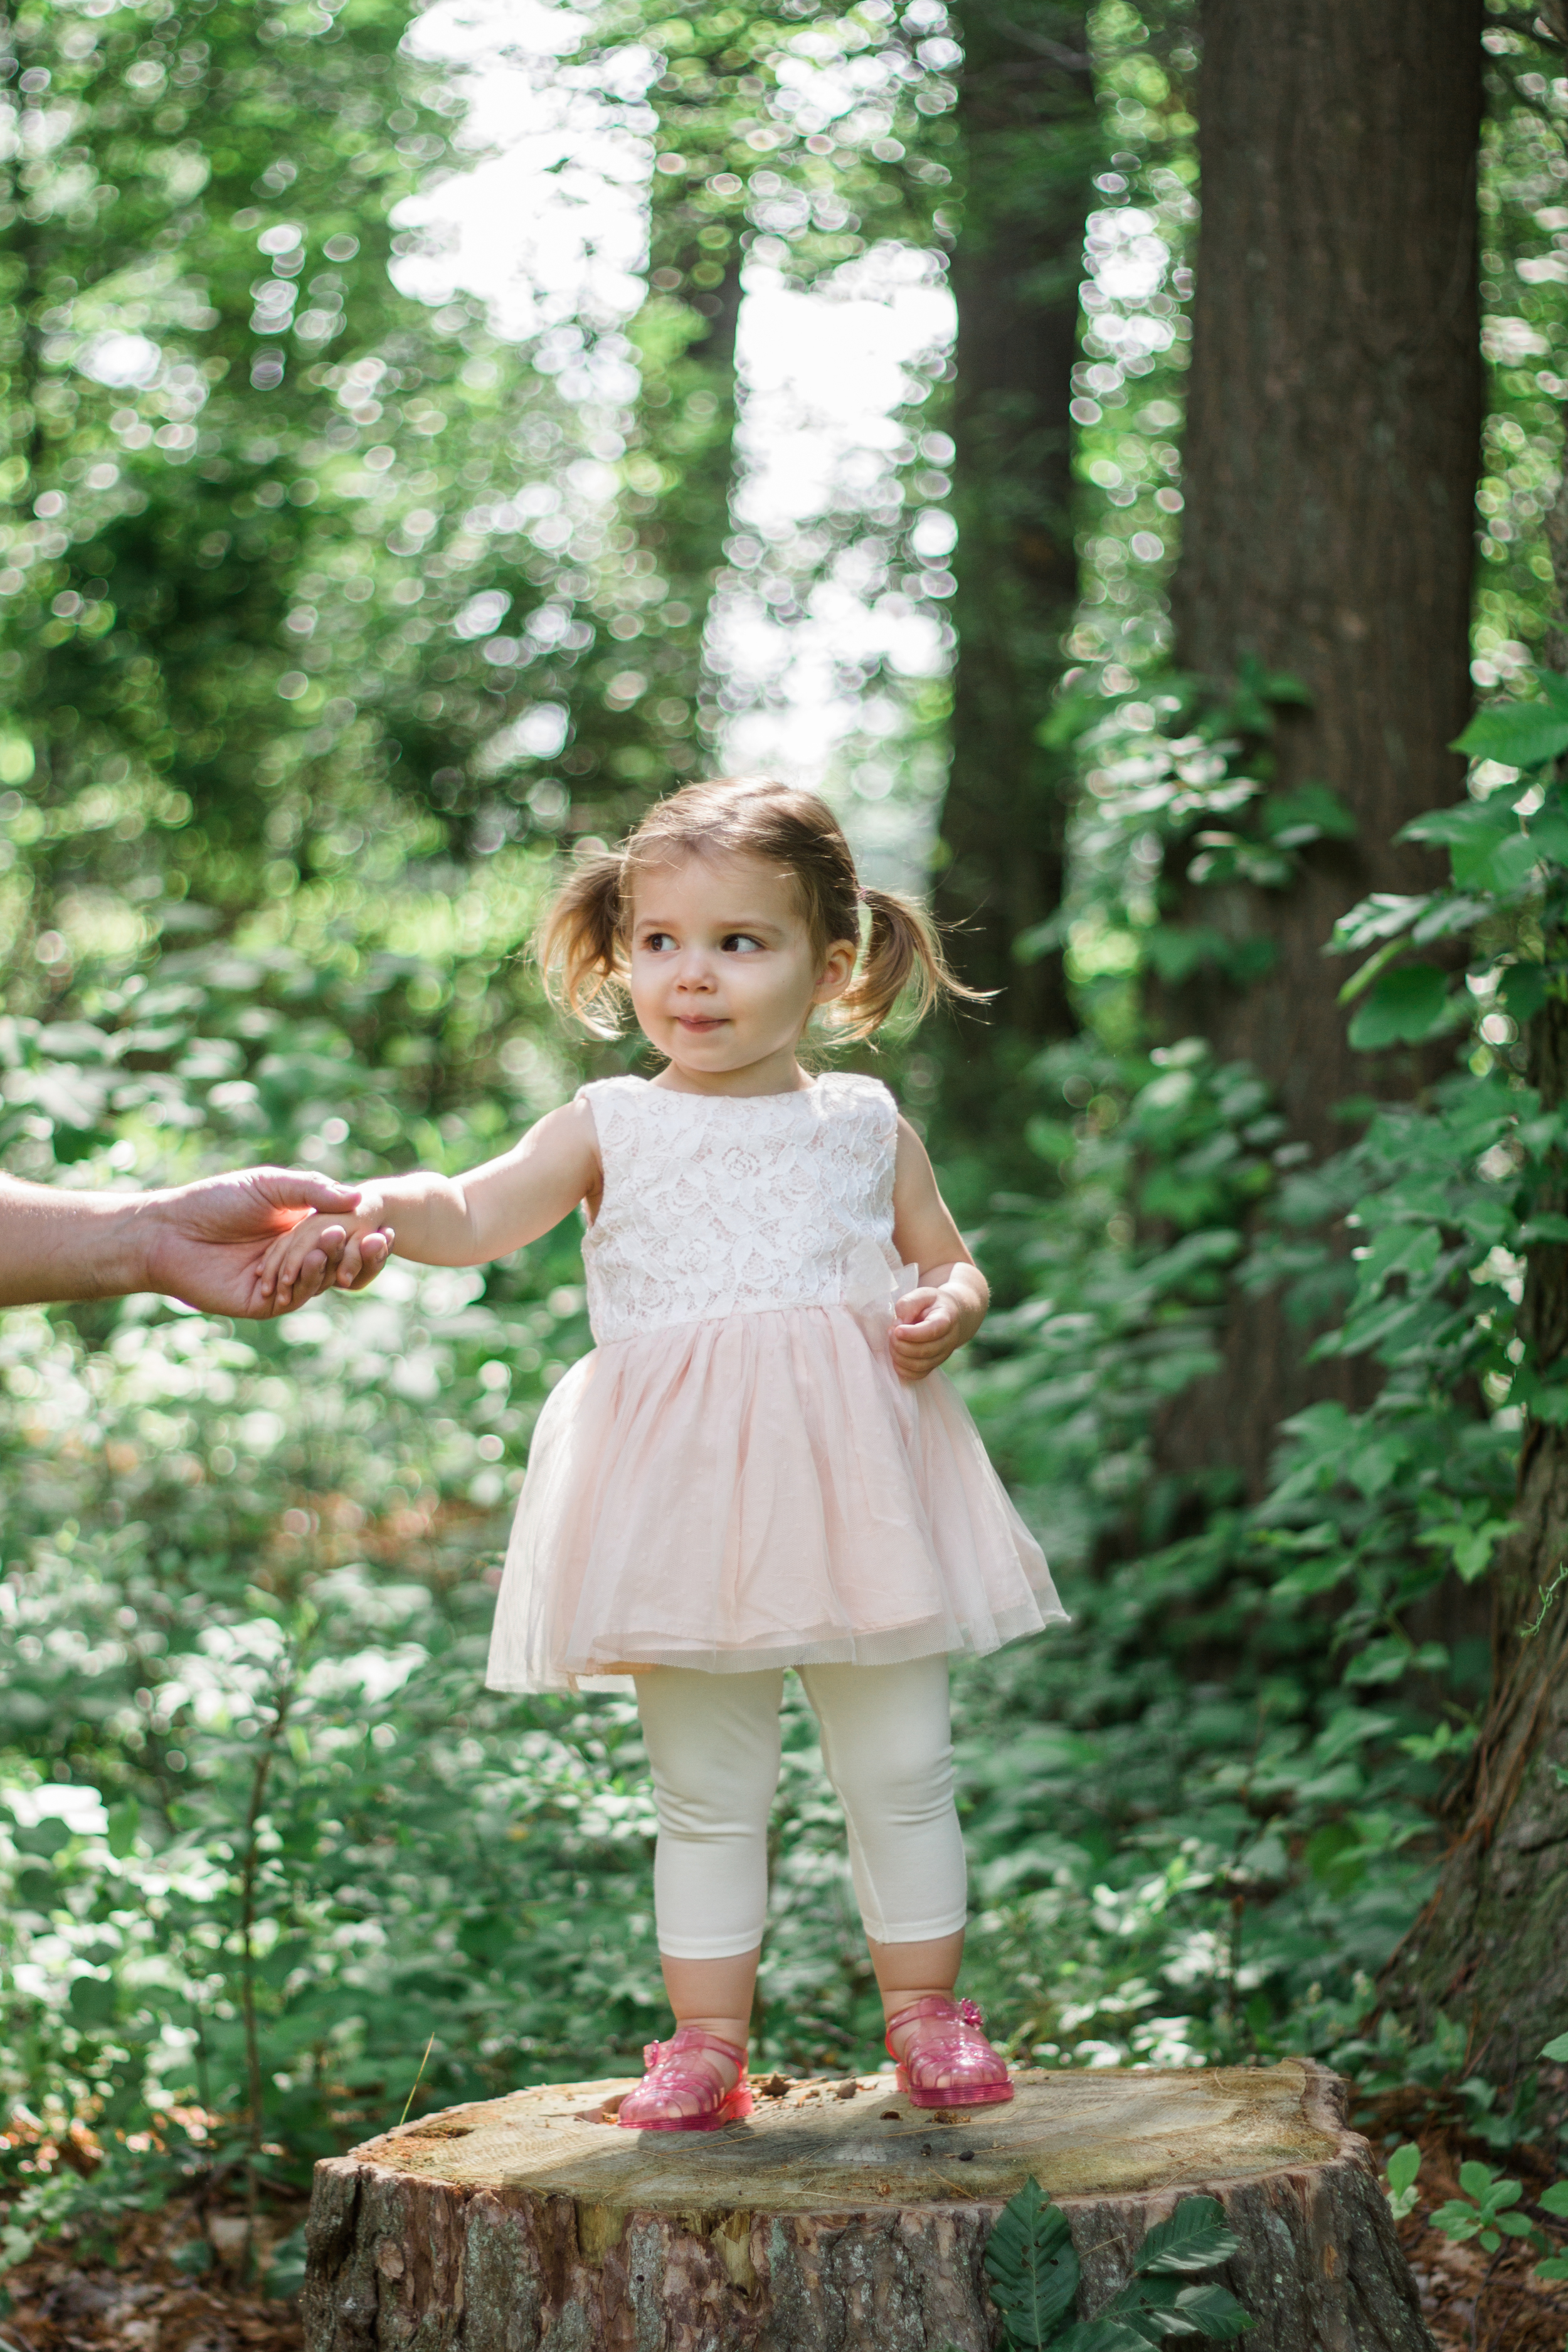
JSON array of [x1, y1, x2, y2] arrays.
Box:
[[1, 2121, 1565, 2352], [0, 2193, 307, 2352]]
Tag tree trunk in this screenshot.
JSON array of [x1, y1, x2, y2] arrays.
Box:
[[302, 2058, 1433, 2351], [933, 0, 1099, 1106], [1385, 462, 1568, 2072], [1157, 0, 1483, 1497]]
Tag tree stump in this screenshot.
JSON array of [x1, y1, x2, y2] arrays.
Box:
[[301, 2057, 1433, 2352]]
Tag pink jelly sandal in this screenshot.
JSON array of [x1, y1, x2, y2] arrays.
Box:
[[614, 2026, 754, 2133], [885, 1995, 1015, 2111]]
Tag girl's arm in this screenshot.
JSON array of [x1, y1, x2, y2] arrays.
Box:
[[260, 1098, 601, 1306], [888, 1115, 988, 1381]]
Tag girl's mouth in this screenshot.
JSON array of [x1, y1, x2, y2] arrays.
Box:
[[678, 1016, 725, 1032]]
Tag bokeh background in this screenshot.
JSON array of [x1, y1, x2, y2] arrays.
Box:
[[4, 1, 1568, 2333]]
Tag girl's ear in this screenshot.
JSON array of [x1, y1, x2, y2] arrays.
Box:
[[813, 937, 859, 1004]]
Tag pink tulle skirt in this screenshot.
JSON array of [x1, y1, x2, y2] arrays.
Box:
[[485, 1303, 1067, 1694]]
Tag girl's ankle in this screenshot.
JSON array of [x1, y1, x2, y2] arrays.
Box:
[[884, 1988, 958, 2058], [666, 2017, 748, 2086]]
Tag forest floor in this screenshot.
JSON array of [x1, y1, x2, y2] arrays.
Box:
[[1397, 2211, 1568, 2349], [1373, 2107, 1568, 2352], [2, 2123, 1567, 2352], [0, 2191, 306, 2352]]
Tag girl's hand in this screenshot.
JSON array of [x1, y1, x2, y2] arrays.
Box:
[[889, 1115, 989, 1380], [257, 1204, 394, 1313], [891, 1285, 965, 1381], [332, 1216, 395, 1292]]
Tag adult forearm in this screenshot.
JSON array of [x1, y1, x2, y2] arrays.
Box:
[[0, 1179, 151, 1306]]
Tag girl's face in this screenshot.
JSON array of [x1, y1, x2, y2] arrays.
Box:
[[627, 850, 857, 1091]]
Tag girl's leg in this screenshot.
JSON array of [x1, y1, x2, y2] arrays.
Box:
[[634, 1665, 784, 2087], [797, 1654, 973, 2077]]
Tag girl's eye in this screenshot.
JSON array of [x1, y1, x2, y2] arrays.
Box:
[[721, 933, 763, 954], [644, 931, 676, 951]]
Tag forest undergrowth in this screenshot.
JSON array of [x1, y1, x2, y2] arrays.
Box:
[[8, 674, 1568, 2307]]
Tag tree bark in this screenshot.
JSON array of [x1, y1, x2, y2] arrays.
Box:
[[1157, 0, 1483, 1498], [302, 2058, 1433, 2351], [933, 0, 1099, 1103]]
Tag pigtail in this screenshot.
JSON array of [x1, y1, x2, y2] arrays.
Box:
[[834, 887, 992, 1042], [536, 851, 629, 1036]]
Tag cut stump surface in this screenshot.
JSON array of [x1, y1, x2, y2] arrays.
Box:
[[302, 2056, 1434, 2351]]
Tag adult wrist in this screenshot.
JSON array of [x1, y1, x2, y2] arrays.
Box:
[[94, 1189, 162, 1299]]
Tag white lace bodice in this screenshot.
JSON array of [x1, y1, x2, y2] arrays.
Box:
[[578, 1073, 902, 1343]]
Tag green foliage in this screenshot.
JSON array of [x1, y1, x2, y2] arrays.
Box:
[[0, 0, 736, 931], [1060, 665, 1328, 1019], [1385, 2140, 1421, 2219], [3, 0, 1568, 2287], [1383, 2141, 1568, 2289], [1430, 2160, 1540, 2252], [983, 2176, 1081, 2346], [1469, 21, 1568, 681], [1451, 672, 1568, 769], [980, 2178, 1250, 2348], [1345, 965, 1454, 1051]]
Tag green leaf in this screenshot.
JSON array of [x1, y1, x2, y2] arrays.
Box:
[[1486, 830, 1546, 895], [0, 2225, 37, 2276], [1227, 656, 1310, 731], [1451, 698, 1568, 768], [1135, 2198, 1242, 2275], [1347, 963, 1454, 1051], [1534, 2255, 1568, 2280], [1401, 798, 1520, 847], [1338, 935, 1409, 1005], [1399, 796, 1543, 893], [1527, 810, 1568, 869], [1538, 2179, 1568, 2214], [1260, 780, 1357, 847], [106, 1798, 139, 1860], [983, 2178, 1080, 2346], [1327, 892, 1433, 955], [1539, 2035, 1568, 2065], [263, 2225, 309, 2300], [1037, 693, 1104, 750], [1385, 2143, 1421, 2198], [1168, 2282, 1255, 2339], [1459, 2159, 1503, 2201]]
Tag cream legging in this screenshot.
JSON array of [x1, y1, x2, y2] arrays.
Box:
[[634, 1656, 968, 1960]]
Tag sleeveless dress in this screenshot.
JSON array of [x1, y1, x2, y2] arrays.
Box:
[[484, 1073, 1067, 1694]]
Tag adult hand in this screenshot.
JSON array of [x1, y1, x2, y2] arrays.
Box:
[[0, 1168, 393, 1317]]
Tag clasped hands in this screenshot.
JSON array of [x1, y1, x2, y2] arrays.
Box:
[[142, 1170, 396, 1321], [258, 1190, 396, 1312]]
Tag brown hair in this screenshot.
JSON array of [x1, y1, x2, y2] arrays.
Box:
[[537, 775, 987, 1043]]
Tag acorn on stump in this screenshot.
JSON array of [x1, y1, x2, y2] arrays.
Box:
[[301, 2055, 1433, 2352]]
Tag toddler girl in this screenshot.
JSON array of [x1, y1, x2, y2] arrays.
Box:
[[262, 777, 1066, 2129]]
